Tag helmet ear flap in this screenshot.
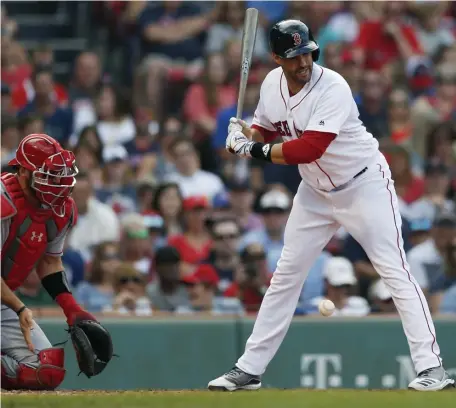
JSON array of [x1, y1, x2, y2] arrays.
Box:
[[312, 49, 320, 62]]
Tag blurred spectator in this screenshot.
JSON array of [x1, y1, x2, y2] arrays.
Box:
[[74, 242, 121, 312], [246, 1, 288, 25], [224, 243, 270, 313], [322, 42, 343, 73], [96, 145, 137, 214], [205, 1, 269, 60], [409, 218, 433, 248], [353, 2, 422, 76], [69, 51, 102, 106], [408, 214, 456, 310], [168, 196, 213, 276], [424, 123, 456, 172], [368, 279, 396, 314], [306, 257, 370, 317], [180, 264, 244, 315], [1, 5, 18, 39], [387, 88, 413, 146], [16, 270, 54, 308], [357, 70, 389, 140], [227, 180, 263, 234], [183, 52, 237, 171], [73, 141, 104, 189], [31, 43, 54, 66], [18, 66, 73, 143], [136, 177, 157, 214], [1, 115, 20, 164], [241, 190, 291, 273], [1, 82, 15, 115], [407, 162, 454, 222], [143, 212, 167, 250], [411, 64, 456, 158], [119, 213, 154, 275], [439, 283, 456, 314], [103, 263, 152, 315], [1, 39, 32, 88], [385, 145, 424, 205], [165, 137, 225, 200], [134, 1, 219, 120], [11, 63, 68, 111], [206, 217, 242, 292], [68, 171, 121, 259], [152, 182, 184, 236], [146, 246, 190, 311], [433, 234, 456, 313], [17, 114, 45, 138]]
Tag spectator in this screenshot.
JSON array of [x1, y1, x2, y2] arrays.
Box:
[[411, 64, 456, 158], [168, 196, 213, 276], [408, 161, 454, 222], [75, 125, 104, 155], [16, 270, 54, 308], [183, 52, 237, 172], [18, 66, 73, 143], [1, 5, 18, 39], [143, 212, 167, 250], [434, 235, 456, 313], [1, 40, 32, 88], [368, 279, 396, 314], [227, 180, 263, 233], [1, 82, 15, 115], [96, 145, 137, 214], [134, 1, 219, 120], [409, 218, 433, 248], [387, 88, 413, 146], [73, 140, 104, 189], [136, 177, 157, 214], [206, 217, 242, 292], [17, 114, 45, 138], [322, 42, 343, 73], [384, 145, 424, 205], [165, 137, 225, 200], [306, 257, 370, 317], [104, 263, 152, 316], [68, 51, 102, 106], [68, 171, 121, 260], [241, 190, 291, 273], [179, 264, 244, 315], [439, 283, 456, 314], [408, 214, 456, 310], [205, 1, 269, 61], [152, 182, 184, 236], [119, 213, 154, 275], [224, 243, 270, 313], [74, 242, 121, 312], [1, 115, 20, 164], [31, 43, 54, 66], [146, 246, 190, 311], [424, 123, 456, 173], [357, 70, 389, 140]]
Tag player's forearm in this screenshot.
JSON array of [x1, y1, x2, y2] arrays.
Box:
[[1, 278, 25, 312]]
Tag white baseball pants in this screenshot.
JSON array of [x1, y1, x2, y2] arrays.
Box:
[[236, 153, 442, 376]]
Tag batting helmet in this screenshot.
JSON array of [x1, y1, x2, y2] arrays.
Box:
[[269, 20, 320, 61]]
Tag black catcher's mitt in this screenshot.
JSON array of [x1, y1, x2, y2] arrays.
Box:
[[69, 318, 114, 378]]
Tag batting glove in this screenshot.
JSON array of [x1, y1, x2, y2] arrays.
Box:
[[226, 130, 255, 157], [228, 117, 249, 135]]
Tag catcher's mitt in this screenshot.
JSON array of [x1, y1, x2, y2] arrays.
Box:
[[69, 318, 114, 378]]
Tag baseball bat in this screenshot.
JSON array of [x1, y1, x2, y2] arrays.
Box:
[[236, 8, 259, 120]]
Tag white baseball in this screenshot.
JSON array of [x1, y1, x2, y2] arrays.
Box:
[[318, 299, 335, 317]]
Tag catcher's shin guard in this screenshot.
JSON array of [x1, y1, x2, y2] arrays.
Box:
[[1, 348, 66, 390]]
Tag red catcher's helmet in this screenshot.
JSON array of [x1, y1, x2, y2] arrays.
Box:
[[8, 134, 78, 217]]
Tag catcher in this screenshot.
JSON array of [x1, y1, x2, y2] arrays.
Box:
[[1, 134, 113, 390]]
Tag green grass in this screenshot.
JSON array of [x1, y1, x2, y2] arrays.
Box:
[[2, 389, 455, 408]]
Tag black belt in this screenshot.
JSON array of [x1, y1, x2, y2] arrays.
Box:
[[330, 167, 368, 192]]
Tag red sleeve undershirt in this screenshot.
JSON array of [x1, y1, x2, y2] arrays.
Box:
[[252, 125, 337, 164]]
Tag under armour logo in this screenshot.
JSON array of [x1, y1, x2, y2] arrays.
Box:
[[319, 120, 325, 126], [293, 32, 302, 46], [31, 232, 44, 242]]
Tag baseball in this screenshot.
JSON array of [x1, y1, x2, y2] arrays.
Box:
[[318, 299, 335, 317]]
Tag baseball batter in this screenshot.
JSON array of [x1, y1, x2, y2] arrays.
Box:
[[208, 20, 454, 392]]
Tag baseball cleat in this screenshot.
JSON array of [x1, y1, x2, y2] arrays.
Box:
[[408, 366, 455, 391], [208, 366, 261, 391]]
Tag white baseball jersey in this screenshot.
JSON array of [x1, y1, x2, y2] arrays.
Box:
[[252, 63, 379, 191]]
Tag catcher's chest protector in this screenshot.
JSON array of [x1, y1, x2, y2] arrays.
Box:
[[1, 173, 74, 290]]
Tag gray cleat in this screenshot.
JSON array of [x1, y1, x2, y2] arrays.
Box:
[[208, 366, 262, 391], [408, 366, 455, 391]]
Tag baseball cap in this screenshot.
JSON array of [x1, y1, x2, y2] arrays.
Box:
[[369, 279, 392, 301], [154, 246, 181, 265], [143, 213, 164, 230], [323, 257, 357, 286], [212, 191, 231, 209], [259, 190, 290, 211], [410, 218, 432, 233], [102, 145, 128, 163], [182, 264, 219, 287], [183, 196, 210, 211], [227, 179, 251, 192]]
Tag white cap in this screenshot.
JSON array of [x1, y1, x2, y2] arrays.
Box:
[[369, 279, 392, 301], [323, 257, 357, 286], [102, 145, 128, 163], [259, 190, 291, 210]]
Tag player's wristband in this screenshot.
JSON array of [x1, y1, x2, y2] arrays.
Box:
[[249, 142, 273, 162], [16, 305, 27, 316]]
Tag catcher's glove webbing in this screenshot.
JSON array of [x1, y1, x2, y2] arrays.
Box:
[[69, 319, 114, 378]]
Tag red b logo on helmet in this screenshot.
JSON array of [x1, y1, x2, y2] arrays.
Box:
[[292, 32, 302, 46]]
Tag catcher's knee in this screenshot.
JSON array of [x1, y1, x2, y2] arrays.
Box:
[[1, 348, 66, 390]]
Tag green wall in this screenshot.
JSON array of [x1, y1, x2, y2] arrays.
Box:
[[37, 317, 456, 390]]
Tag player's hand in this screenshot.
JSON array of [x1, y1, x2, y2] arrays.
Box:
[[18, 307, 35, 352], [228, 118, 254, 139], [226, 130, 255, 157]]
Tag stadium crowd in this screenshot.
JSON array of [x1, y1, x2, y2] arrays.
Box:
[[1, 1, 455, 317]]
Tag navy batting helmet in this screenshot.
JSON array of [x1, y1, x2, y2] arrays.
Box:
[[269, 20, 320, 61]]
